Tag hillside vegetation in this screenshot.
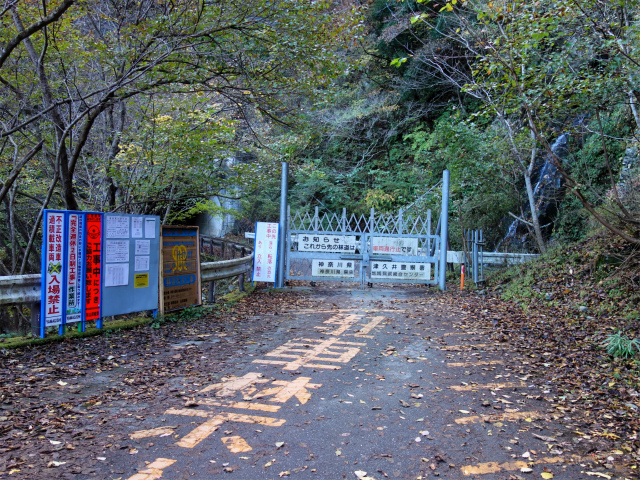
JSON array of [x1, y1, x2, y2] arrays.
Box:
[[459, 231, 639, 472]]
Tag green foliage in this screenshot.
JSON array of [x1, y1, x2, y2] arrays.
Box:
[[603, 331, 640, 359]]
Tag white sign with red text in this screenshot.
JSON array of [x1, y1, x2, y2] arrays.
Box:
[[44, 211, 66, 327], [252, 222, 279, 283], [65, 213, 84, 323], [371, 236, 419, 255]]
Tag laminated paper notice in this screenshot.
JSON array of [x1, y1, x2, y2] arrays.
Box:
[[106, 215, 129, 238], [145, 218, 156, 238], [105, 263, 129, 287], [132, 217, 143, 238], [135, 255, 150, 272], [134, 273, 149, 288], [106, 240, 129, 263], [135, 239, 150, 255]]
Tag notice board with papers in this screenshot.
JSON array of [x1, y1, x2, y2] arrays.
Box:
[[100, 213, 161, 317]]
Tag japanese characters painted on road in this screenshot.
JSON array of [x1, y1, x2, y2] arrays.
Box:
[[253, 222, 279, 284], [372, 236, 419, 255], [297, 234, 356, 252], [41, 211, 66, 330], [100, 214, 160, 318], [84, 213, 103, 322], [371, 261, 431, 280], [160, 226, 201, 314], [65, 213, 85, 324], [311, 259, 355, 278]]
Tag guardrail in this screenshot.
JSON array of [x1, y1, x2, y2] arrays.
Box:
[[447, 251, 539, 265], [0, 236, 253, 335]]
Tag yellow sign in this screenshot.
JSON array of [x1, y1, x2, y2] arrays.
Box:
[[172, 245, 188, 273], [134, 273, 149, 288]]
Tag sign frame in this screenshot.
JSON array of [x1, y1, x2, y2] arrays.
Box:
[[159, 225, 201, 314]]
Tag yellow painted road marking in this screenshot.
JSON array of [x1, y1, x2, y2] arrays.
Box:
[[354, 316, 385, 337], [221, 436, 252, 453], [200, 372, 269, 395], [447, 361, 503, 367], [261, 377, 321, 404], [127, 458, 176, 480], [449, 383, 527, 391], [198, 400, 281, 412], [253, 338, 365, 371], [461, 456, 568, 476], [176, 417, 225, 448], [129, 426, 176, 440], [455, 411, 542, 424], [315, 314, 363, 336], [440, 344, 495, 351], [165, 409, 286, 448]]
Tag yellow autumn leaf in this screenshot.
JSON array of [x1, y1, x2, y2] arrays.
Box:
[[541, 473, 554, 479]]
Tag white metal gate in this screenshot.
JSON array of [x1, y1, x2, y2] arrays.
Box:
[[278, 170, 450, 290]]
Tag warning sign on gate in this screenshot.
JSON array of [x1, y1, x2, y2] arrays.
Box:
[[297, 234, 356, 252], [371, 261, 430, 280], [372, 237, 419, 255], [311, 259, 355, 278]]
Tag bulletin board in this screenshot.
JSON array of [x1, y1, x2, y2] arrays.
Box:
[[100, 214, 161, 317]]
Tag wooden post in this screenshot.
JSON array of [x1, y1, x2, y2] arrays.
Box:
[[221, 241, 226, 260], [210, 237, 214, 256]]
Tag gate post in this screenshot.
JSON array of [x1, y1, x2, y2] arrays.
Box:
[[276, 162, 288, 288], [473, 230, 479, 285], [438, 170, 450, 291], [427, 209, 432, 252]]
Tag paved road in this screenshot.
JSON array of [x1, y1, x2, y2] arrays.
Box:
[[93, 285, 591, 480]]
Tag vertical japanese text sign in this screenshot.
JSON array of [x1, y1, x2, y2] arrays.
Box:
[[65, 213, 85, 325], [41, 211, 66, 336], [84, 213, 103, 324], [252, 222, 279, 284]]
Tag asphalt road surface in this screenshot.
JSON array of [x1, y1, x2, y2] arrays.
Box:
[[91, 284, 593, 480]]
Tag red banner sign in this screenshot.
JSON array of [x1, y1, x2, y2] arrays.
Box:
[[85, 214, 102, 320]]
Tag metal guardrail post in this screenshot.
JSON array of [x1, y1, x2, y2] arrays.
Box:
[[239, 247, 246, 292], [208, 281, 216, 303], [29, 302, 40, 336]]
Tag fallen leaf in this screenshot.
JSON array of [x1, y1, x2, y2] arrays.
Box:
[[540, 473, 553, 479]]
